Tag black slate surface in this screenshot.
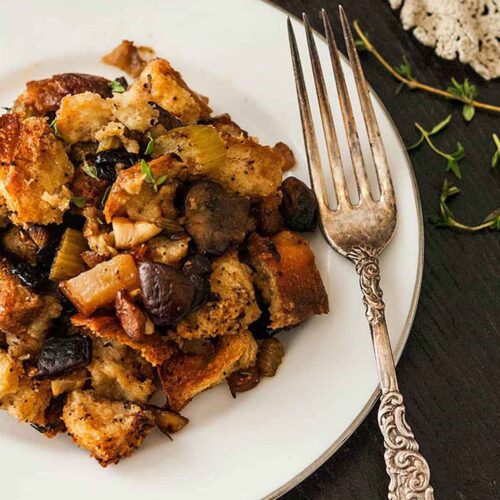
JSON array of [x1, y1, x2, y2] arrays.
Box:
[[269, 1, 500, 499]]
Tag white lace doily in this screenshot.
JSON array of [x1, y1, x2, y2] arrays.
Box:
[[389, 0, 500, 80]]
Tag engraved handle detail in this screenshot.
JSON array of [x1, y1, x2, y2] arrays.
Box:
[[348, 246, 434, 500]]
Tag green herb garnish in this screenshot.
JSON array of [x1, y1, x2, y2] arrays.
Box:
[[394, 56, 415, 94], [109, 80, 126, 93], [82, 157, 99, 180], [71, 196, 86, 208], [407, 115, 464, 179], [101, 186, 111, 208], [491, 134, 500, 169], [141, 159, 167, 191], [144, 132, 155, 156], [354, 38, 368, 52], [446, 78, 478, 122], [49, 118, 61, 138], [431, 180, 500, 232]]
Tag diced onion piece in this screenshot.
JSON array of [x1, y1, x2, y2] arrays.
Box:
[[152, 125, 226, 174], [60, 254, 139, 315], [112, 217, 162, 249], [49, 228, 88, 282]]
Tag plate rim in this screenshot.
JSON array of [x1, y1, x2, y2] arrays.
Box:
[[259, 2, 425, 498]]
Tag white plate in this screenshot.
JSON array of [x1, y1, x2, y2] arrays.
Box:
[[0, 0, 423, 498]]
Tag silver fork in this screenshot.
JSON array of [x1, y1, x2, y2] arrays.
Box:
[[287, 7, 434, 499]]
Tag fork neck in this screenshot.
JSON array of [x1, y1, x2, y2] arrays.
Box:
[[348, 246, 398, 393]]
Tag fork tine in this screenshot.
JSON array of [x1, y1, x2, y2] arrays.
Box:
[[321, 8, 372, 204], [338, 6, 394, 200], [287, 18, 329, 212], [302, 13, 350, 210]]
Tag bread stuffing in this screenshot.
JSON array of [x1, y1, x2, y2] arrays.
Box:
[[0, 40, 328, 466]]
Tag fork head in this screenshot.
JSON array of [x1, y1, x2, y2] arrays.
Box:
[[287, 7, 396, 260]]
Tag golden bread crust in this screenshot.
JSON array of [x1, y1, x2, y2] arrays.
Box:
[[71, 313, 173, 366], [248, 231, 329, 329], [159, 329, 258, 411], [62, 390, 155, 467], [175, 252, 260, 340], [0, 114, 74, 225]]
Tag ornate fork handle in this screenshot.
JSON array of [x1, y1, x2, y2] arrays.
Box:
[[348, 247, 434, 500]]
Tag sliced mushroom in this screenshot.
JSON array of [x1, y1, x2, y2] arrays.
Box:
[[185, 180, 254, 255]]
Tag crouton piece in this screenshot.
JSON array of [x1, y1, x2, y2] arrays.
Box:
[[62, 390, 155, 467], [0, 350, 22, 399], [56, 92, 114, 144], [0, 259, 61, 359], [272, 142, 295, 172], [110, 88, 159, 133], [159, 330, 258, 411], [0, 197, 10, 228], [70, 168, 109, 209], [103, 156, 179, 229], [71, 314, 173, 366], [0, 114, 74, 225], [211, 136, 283, 198], [131, 59, 211, 124], [208, 114, 248, 139], [89, 338, 155, 404], [94, 121, 140, 153], [50, 369, 88, 397], [102, 40, 155, 78], [176, 252, 260, 340], [13, 73, 112, 117], [0, 352, 51, 425], [146, 234, 190, 267], [248, 231, 329, 330], [1, 226, 39, 265]]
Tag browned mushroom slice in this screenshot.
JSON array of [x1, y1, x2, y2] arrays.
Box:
[[185, 180, 255, 255], [102, 40, 155, 78], [13, 73, 112, 117]]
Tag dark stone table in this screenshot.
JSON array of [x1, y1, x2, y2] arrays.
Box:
[[270, 1, 500, 499]]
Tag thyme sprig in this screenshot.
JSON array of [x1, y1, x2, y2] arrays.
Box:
[[491, 134, 500, 168], [141, 159, 167, 191], [408, 115, 465, 179], [446, 78, 477, 121], [81, 157, 99, 180], [353, 21, 500, 116], [431, 180, 500, 232]]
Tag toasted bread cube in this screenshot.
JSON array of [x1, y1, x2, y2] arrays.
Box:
[[0, 351, 51, 425], [0, 260, 61, 359], [132, 59, 211, 124], [0, 350, 22, 399], [50, 369, 88, 397], [0, 114, 74, 225], [146, 234, 190, 267], [13, 73, 112, 117], [56, 91, 114, 144], [89, 338, 156, 404], [103, 156, 179, 227], [71, 314, 173, 367], [248, 231, 329, 329], [1, 226, 40, 265], [159, 330, 258, 411], [62, 390, 155, 467], [176, 252, 260, 340], [211, 135, 283, 198]]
